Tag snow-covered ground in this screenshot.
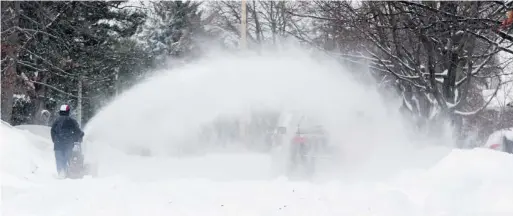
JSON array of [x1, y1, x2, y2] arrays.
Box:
[[3, 47, 513, 216], [3, 123, 513, 216]]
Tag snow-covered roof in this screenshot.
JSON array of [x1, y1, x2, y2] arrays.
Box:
[[482, 85, 513, 111], [482, 52, 513, 111]]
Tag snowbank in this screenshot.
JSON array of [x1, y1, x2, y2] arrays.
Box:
[[4, 146, 513, 216], [1, 123, 54, 185], [14, 124, 53, 142], [413, 148, 513, 214], [3, 119, 513, 215]]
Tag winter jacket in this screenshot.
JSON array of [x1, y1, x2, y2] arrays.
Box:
[[50, 115, 84, 150]]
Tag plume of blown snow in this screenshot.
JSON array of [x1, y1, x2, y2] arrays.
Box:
[[83, 44, 454, 180]]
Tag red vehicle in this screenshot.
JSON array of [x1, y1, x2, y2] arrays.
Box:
[[292, 133, 307, 144], [484, 128, 513, 154], [288, 126, 329, 176]]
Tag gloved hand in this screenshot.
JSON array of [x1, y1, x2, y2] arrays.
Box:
[[77, 132, 84, 143], [72, 144, 80, 152]]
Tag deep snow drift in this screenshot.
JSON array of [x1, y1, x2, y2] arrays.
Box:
[[3, 47, 513, 216], [3, 123, 513, 216]]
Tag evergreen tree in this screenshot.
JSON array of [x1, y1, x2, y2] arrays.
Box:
[[137, 1, 205, 66], [1, 1, 148, 125]]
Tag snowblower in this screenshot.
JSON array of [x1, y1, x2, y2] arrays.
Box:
[[67, 136, 97, 179]]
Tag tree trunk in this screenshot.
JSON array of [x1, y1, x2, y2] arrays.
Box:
[[440, 2, 459, 104], [1, 1, 20, 124]]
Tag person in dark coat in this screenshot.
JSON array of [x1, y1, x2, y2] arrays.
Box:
[[50, 104, 84, 178]]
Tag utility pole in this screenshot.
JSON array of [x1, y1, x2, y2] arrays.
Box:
[[115, 68, 120, 97], [239, 0, 248, 144], [240, 0, 247, 49], [77, 75, 83, 127]]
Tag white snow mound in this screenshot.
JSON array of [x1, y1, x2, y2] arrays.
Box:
[[416, 148, 513, 215], [1, 123, 54, 185], [3, 122, 513, 215]]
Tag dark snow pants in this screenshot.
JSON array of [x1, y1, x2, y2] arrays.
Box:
[[55, 147, 73, 175]]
